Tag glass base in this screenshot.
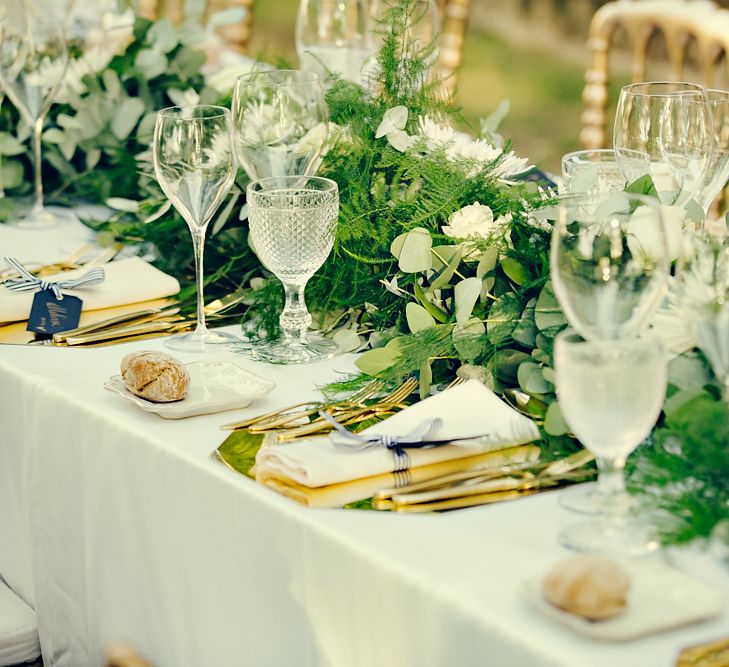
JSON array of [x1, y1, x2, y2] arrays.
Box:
[[559, 482, 602, 515], [559, 518, 659, 557], [246, 333, 339, 364], [11, 205, 77, 230], [165, 328, 239, 353]]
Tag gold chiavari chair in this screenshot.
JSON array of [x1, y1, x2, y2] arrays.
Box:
[[580, 0, 729, 150], [436, 0, 471, 96]]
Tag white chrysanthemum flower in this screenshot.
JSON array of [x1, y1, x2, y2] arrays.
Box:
[[416, 116, 531, 183]]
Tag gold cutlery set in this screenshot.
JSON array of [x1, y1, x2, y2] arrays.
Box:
[[219, 376, 596, 512], [0, 244, 248, 346]]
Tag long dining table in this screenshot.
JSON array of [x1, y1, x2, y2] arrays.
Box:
[[1, 223, 728, 667]]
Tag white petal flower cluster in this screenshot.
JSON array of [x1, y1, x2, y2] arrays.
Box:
[[442, 202, 512, 259], [375, 106, 531, 183]]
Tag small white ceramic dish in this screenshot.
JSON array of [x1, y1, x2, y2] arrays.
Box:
[[522, 558, 727, 641], [104, 360, 275, 419]]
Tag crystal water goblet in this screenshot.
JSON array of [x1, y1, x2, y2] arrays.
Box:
[[696, 89, 729, 219], [296, 0, 376, 86], [246, 176, 339, 364], [555, 332, 667, 556], [153, 105, 238, 352], [614, 81, 713, 207], [551, 192, 668, 515], [560, 149, 626, 196], [232, 69, 328, 181], [0, 0, 71, 228]]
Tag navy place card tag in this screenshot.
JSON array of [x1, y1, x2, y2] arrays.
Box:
[[26, 289, 82, 335]]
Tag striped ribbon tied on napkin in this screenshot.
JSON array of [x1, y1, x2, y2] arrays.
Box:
[[2, 257, 105, 299]]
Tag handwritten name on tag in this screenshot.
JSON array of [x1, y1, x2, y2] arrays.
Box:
[[26, 289, 82, 334]]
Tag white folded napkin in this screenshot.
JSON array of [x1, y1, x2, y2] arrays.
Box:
[[0, 257, 180, 324], [255, 379, 541, 488]]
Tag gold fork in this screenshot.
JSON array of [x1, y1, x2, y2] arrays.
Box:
[[222, 379, 384, 431], [274, 377, 418, 440]]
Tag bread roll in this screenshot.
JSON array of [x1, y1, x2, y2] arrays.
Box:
[[120, 351, 190, 403], [542, 555, 629, 621]]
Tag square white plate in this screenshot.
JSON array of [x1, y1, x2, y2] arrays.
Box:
[[104, 360, 275, 419], [522, 558, 727, 641]]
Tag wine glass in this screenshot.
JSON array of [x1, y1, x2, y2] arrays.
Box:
[[551, 192, 669, 342], [555, 332, 667, 556], [153, 105, 238, 352], [551, 192, 668, 515], [0, 0, 71, 228], [560, 149, 626, 196], [614, 82, 713, 207], [696, 89, 729, 220], [245, 175, 339, 364], [232, 69, 329, 181], [296, 0, 376, 86]]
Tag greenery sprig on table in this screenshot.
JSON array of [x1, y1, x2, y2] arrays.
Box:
[[1, 0, 728, 545]]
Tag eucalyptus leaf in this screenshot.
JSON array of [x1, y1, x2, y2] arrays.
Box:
[[148, 18, 178, 53], [355, 345, 401, 376], [135, 48, 168, 79], [429, 246, 462, 291], [494, 348, 530, 384], [452, 318, 486, 363], [517, 361, 550, 395], [391, 227, 432, 273], [512, 298, 537, 348], [0, 133, 26, 156], [85, 147, 101, 171], [414, 281, 448, 322], [535, 282, 566, 331], [544, 401, 569, 436], [406, 302, 436, 333], [111, 97, 145, 140], [476, 247, 498, 278], [333, 328, 363, 353], [487, 292, 522, 346], [501, 257, 530, 286], [454, 277, 482, 325], [419, 360, 432, 399]]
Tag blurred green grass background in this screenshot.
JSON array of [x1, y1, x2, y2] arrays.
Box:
[[248, 0, 598, 173]]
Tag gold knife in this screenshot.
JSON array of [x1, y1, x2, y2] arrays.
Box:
[[52, 307, 181, 343]]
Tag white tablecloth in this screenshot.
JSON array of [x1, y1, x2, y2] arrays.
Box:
[[1, 224, 728, 666]]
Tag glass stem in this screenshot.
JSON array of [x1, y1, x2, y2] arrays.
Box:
[[280, 283, 311, 343], [31, 115, 45, 214], [596, 456, 628, 522], [191, 228, 208, 335]]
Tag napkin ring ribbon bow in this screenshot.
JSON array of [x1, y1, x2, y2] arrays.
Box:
[[319, 411, 444, 473], [2, 257, 105, 300]]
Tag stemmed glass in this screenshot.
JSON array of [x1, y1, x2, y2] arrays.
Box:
[[555, 332, 667, 556], [232, 70, 328, 181], [153, 105, 238, 352], [695, 89, 729, 219], [560, 149, 626, 196], [551, 192, 669, 514], [246, 176, 339, 364], [296, 0, 376, 85], [614, 82, 713, 207], [551, 192, 669, 342], [0, 0, 71, 228]]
